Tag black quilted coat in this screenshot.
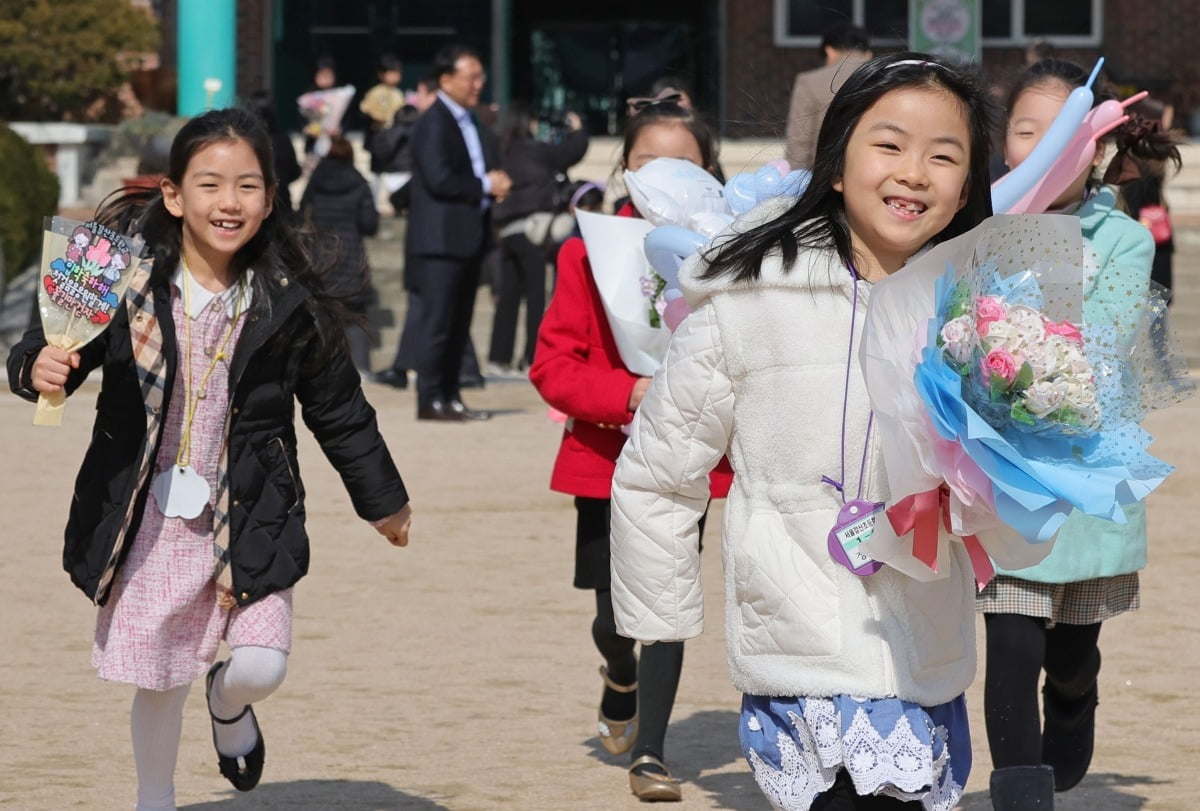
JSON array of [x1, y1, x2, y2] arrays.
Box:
[[7, 264, 409, 607]]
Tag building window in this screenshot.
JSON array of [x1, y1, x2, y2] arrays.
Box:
[[775, 0, 1101, 48]]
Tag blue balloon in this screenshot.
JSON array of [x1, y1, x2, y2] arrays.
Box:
[[725, 172, 759, 215], [725, 166, 812, 216], [991, 57, 1104, 214], [644, 225, 709, 290], [779, 169, 811, 199]]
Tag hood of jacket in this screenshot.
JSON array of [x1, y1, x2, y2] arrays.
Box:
[[678, 197, 856, 309], [306, 160, 365, 196]]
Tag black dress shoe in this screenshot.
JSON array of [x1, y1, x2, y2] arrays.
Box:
[[206, 661, 266, 792], [368, 369, 409, 389], [448, 399, 492, 420], [417, 400, 466, 421]]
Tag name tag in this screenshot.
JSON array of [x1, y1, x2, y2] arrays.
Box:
[[827, 499, 885, 576]]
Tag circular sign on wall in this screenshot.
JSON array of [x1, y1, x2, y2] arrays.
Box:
[[920, 0, 971, 43]]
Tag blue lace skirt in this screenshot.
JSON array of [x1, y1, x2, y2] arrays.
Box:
[[739, 693, 971, 811]]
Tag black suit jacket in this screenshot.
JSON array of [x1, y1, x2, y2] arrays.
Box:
[[406, 97, 499, 258]]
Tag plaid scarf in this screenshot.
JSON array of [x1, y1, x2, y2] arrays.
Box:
[[95, 266, 238, 610]]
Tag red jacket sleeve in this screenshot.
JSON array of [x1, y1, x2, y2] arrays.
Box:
[[530, 236, 640, 426]]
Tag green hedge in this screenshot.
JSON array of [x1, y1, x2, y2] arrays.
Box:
[[0, 123, 59, 282]]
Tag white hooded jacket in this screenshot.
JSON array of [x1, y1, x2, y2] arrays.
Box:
[[610, 203, 978, 705]]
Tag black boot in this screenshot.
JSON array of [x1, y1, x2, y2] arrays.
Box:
[[989, 765, 1055, 810], [1042, 677, 1099, 791]]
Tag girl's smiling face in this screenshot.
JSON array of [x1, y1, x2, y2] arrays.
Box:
[[1005, 78, 1099, 210], [834, 86, 972, 279], [162, 138, 272, 275]]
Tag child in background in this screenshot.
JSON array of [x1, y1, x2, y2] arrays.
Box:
[[300, 134, 380, 373], [7, 108, 412, 810], [369, 74, 439, 216], [359, 54, 406, 131], [302, 56, 339, 157], [529, 103, 729, 803], [976, 57, 1182, 810], [360, 54, 408, 212], [609, 54, 1000, 810]]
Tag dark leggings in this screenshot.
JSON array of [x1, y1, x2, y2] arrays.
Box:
[[982, 613, 1102, 768], [593, 587, 684, 763], [811, 770, 921, 809]]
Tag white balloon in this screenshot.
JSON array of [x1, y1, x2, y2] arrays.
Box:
[[623, 158, 731, 228]]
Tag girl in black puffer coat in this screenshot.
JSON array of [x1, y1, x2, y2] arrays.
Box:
[[300, 135, 380, 372]]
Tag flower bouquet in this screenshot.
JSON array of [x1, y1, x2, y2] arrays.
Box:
[[857, 214, 1191, 584], [296, 84, 356, 158], [574, 209, 664, 376]]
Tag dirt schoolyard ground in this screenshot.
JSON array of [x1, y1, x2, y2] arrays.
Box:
[[1, 215, 1198, 809]]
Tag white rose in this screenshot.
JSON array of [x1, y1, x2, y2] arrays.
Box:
[[1022, 341, 1060, 380], [1059, 375, 1097, 410], [1007, 305, 1046, 346], [1022, 380, 1064, 417], [940, 315, 976, 363], [981, 320, 1020, 352]]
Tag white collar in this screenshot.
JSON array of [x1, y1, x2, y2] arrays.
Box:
[[437, 90, 471, 122], [172, 264, 254, 320]]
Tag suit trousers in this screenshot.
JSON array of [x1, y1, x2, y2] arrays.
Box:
[[409, 252, 484, 408]]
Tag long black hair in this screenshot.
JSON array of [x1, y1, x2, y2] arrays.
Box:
[[703, 52, 999, 283], [95, 107, 351, 366]]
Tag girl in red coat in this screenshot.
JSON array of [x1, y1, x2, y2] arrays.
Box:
[[529, 102, 728, 803]]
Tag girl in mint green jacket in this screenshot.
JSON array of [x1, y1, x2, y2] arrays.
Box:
[[978, 57, 1182, 810]]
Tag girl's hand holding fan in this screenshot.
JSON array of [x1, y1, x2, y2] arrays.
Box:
[[34, 217, 145, 425]]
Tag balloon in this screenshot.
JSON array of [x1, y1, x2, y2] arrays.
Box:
[[643, 162, 813, 332], [623, 157, 729, 228], [725, 164, 812, 215], [1006, 91, 1147, 215], [991, 58, 1104, 214], [724, 171, 760, 215], [644, 225, 709, 290], [663, 296, 692, 331]]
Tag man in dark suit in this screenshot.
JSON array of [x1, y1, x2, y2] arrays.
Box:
[[390, 44, 511, 421]]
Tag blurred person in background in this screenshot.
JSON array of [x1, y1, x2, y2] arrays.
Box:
[[784, 22, 871, 170], [300, 135, 379, 374], [488, 103, 589, 376]]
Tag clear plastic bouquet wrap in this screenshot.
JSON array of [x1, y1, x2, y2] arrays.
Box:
[[858, 214, 1193, 584], [296, 85, 355, 157]]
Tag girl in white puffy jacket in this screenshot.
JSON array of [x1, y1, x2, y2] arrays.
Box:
[[610, 54, 1002, 811]]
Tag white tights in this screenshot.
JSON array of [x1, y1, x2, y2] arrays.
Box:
[[131, 646, 287, 811]]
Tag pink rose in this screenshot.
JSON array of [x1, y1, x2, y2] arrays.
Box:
[[982, 348, 1018, 385], [975, 296, 1007, 336], [1044, 319, 1084, 345]]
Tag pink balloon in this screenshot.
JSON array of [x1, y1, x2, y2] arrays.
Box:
[[1006, 91, 1147, 215], [663, 296, 691, 331]]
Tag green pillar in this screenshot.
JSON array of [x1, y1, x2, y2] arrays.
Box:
[[177, 0, 237, 115]]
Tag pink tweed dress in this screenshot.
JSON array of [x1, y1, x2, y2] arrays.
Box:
[[93, 277, 292, 691]]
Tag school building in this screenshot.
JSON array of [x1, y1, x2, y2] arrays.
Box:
[[153, 0, 1200, 137]]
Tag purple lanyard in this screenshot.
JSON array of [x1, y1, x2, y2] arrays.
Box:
[[821, 265, 874, 505]]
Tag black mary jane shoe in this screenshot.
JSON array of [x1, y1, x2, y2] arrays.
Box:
[[205, 660, 266, 792]]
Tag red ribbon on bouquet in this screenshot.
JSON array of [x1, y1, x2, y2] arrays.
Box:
[[886, 486, 995, 590]]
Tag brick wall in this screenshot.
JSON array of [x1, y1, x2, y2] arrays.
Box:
[[722, 0, 1200, 137], [724, 0, 815, 138], [237, 0, 269, 97]]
